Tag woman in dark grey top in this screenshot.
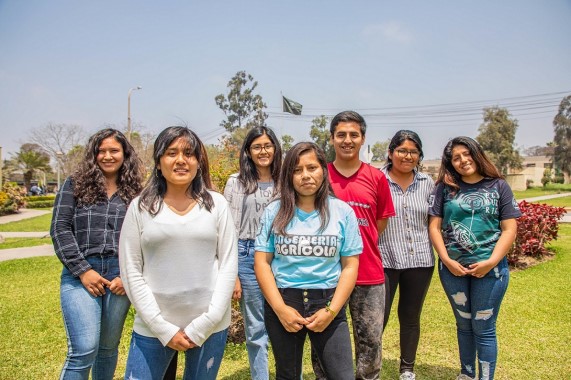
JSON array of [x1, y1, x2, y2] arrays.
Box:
[[51, 128, 143, 380]]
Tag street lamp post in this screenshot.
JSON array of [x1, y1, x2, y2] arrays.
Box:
[[56, 151, 64, 193], [127, 86, 142, 142]]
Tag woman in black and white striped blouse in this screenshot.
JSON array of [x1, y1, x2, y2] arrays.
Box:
[[378, 130, 435, 380]]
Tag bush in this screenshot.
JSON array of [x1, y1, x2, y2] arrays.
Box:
[[26, 195, 55, 202], [0, 183, 26, 215], [24, 195, 55, 208], [508, 201, 566, 266], [26, 200, 55, 208]]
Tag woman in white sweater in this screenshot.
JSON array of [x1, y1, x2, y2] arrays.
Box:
[[119, 126, 237, 380]]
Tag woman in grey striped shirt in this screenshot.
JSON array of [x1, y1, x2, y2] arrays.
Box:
[[379, 130, 435, 380]]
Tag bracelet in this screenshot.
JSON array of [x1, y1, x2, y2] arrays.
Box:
[[325, 304, 337, 317]]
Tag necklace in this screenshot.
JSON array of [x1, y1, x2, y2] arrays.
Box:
[[165, 199, 196, 216]]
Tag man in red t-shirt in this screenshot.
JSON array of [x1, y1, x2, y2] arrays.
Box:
[[313, 110, 395, 380]]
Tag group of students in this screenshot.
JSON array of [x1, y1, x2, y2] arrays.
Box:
[[50, 110, 520, 380]]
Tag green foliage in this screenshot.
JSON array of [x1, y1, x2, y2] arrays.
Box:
[[214, 71, 268, 133], [26, 200, 55, 208], [476, 106, 523, 175], [371, 139, 390, 162], [26, 195, 55, 202], [552, 95, 571, 183], [281, 134, 294, 153], [309, 115, 335, 162], [206, 141, 240, 192], [8, 143, 52, 190], [0, 183, 26, 216], [541, 168, 552, 187]]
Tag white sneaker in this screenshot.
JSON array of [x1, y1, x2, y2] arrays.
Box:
[[456, 375, 475, 380], [400, 372, 416, 380]]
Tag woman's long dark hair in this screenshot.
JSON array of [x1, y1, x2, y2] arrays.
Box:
[[272, 142, 333, 236], [72, 128, 143, 206], [436, 136, 502, 192], [386, 129, 424, 170], [138, 126, 213, 216], [238, 126, 282, 194]]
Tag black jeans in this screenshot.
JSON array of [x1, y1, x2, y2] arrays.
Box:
[[384, 266, 434, 373], [265, 288, 354, 380]]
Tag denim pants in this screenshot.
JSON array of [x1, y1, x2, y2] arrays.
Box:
[[439, 258, 509, 380], [238, 239, 269, 380], [123, 329, 228, 380], [59, 256, 131, 380], [265, 288, 354, 380], [384, 266, 434, 373]]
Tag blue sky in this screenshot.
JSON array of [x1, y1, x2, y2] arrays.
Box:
[[1, 0, 570, 160]]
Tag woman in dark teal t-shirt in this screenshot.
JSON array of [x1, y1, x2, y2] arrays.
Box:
[[428, 136, 521, 380]]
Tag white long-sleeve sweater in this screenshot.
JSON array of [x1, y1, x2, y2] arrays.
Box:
[[119, 191, 237, 347]]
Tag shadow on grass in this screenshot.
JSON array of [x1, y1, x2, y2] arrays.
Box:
[[382, 358, 458, 379]]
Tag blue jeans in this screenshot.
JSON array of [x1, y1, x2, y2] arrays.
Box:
[[123, 329, 228, 380], [59, 256, 131, 380], [266, 288, 354, 380], [238, 239, 269, 380], [439, 258, 509, 380]]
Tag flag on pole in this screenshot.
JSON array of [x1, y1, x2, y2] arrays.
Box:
[[282, 96, 303, 115]]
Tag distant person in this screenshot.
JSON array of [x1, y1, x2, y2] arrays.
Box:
[[428, 136, 520, 380], [311, 111, 395, 380], [378, 130, 435, 380], [224, 126, 282, 380], [255, 142, 361, 380], [50, 128, 144, 380], [30, 183, 41, 195], [119, 126, 237, 380]]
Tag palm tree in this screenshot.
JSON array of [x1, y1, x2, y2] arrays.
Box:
[[9, 144, 52, 191]]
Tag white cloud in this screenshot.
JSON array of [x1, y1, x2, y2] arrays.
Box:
[[362, 21, 413, 44]]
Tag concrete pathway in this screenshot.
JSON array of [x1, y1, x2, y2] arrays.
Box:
[[0, 208, 54, 262], [519, 192, 571, 203], [0, 208, 50, 224]]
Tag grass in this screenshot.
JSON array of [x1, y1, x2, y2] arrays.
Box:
[[1, 225, 569, 379], [0, 237, 52, 249], [513, 184, 571, 200], [530, 196, 571, 208], [0, 213, 52, 232]]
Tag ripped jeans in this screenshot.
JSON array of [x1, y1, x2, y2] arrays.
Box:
[[439, 258, 509, 380], [123, 329, 228, 380]]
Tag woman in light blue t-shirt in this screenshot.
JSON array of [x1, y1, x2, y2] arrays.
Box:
[[254, 142, 362, 380]]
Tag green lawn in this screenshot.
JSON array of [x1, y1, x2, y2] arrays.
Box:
[[513, 184, 571, 200], [530, 196, 571, 208], [0, 237, 52, 249], [0, 213, 52, 232], [1, 225, 569, 379]]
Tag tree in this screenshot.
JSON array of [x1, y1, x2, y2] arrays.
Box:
[[281, 134, 294, 153], [309, 115, 335, 162], [28, 123, 86, 177], [476, 106, 522, 175], [214, 71, 268, 133], [9, 144, 52, 190], [523, 144, 554, 157], [371, 139, 390, 162], [552, 95, 571, 183]]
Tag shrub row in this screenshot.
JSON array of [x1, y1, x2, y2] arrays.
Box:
[[508, 201, 566, 266], [26, 195, 56, 202], [26, 200, 55, 208]]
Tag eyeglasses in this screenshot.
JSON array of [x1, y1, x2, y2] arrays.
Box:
[[251, 144, 275, 153], [395, 149, 420, 158]]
